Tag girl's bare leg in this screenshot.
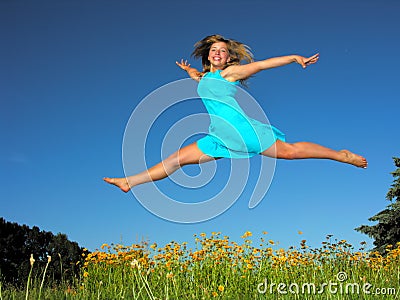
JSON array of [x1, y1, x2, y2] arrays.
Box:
[[104, 143, 215, 192], [261, 140, 367, 168]]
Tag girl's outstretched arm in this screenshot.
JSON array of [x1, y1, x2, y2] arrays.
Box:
[[176, 59, 202, 82], [222, 53, 319, 82]]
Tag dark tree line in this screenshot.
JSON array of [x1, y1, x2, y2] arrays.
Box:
[[0, 218, 88, 286], [356, 157, 400, 254]]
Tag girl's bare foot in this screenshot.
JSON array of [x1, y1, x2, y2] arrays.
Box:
[[339, 150, 368, 168], [103, 177, 131, 193]]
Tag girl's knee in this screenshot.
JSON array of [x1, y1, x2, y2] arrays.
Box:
[[173, 150, 195, 167], [278, 143, 297, 160], [166, 144, 209, 167], [165, 152, 181, 169]]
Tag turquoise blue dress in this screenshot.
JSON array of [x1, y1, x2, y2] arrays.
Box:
[[196, 70, 285, 158]]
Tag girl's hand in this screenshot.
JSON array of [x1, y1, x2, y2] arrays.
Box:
[[176, 59, 191, 71], [295, 53, 319, 68], [176, 59, 202, 82]]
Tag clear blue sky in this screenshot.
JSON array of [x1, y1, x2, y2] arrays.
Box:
[[1, 0, 399, 251]]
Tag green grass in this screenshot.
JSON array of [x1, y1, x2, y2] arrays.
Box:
[[1, 232, 399, 299]]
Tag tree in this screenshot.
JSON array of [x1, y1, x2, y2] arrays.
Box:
[[0, 218, 87, 286], [356, 157, 400, 254]]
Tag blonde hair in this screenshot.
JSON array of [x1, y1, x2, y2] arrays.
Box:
[[191, 34, 254, 85]]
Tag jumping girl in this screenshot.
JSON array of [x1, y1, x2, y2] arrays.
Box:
[[104, 34, 367, 192]]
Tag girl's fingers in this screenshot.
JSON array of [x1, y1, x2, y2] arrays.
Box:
[[176, 59, 191, 71], [306, 54, 319, 61], [178, 59, 190, 68], [305, 54, 319, 65], [312, 53, 319, 59], [309, 53, 319, 60]]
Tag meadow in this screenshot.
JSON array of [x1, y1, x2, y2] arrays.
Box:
[[1, 232, 399, 299]]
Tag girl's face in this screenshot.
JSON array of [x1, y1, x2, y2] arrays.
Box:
[[208, 42, 230, 68]]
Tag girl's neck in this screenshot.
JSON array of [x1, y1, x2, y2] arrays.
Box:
[[210, 65, 224, 73]]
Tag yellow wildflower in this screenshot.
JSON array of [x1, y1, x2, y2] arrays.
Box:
[[131, 259, 141, 269], [218, 285, 224, 292], [29, 254, 35, 266], [241, 231, 252, 238]]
